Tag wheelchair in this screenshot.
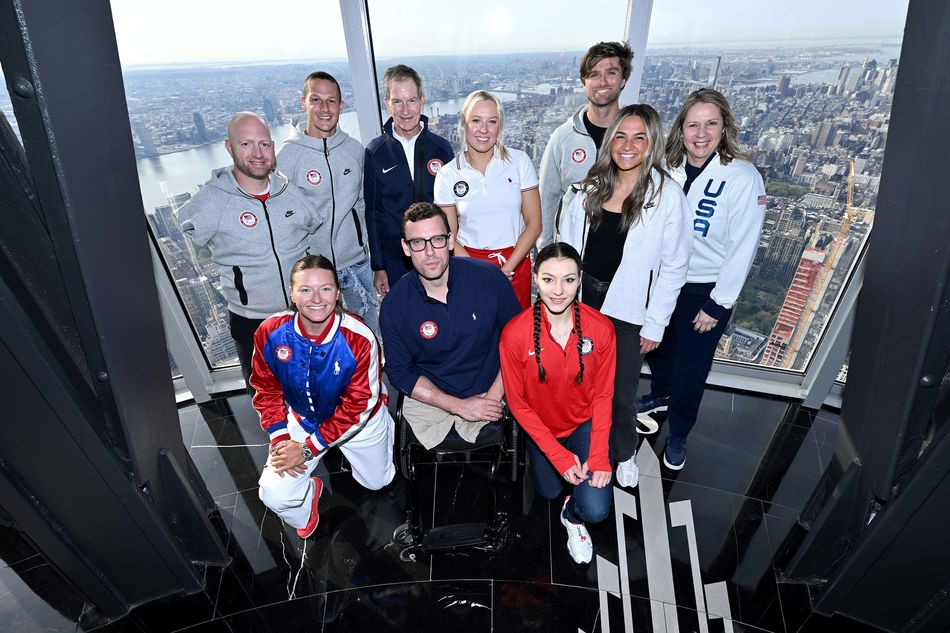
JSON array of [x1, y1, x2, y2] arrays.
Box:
[[392, 393, 524, 553]]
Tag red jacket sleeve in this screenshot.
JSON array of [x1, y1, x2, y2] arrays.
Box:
[[250, 318, 291, 446], [499, 321, 577, 475]]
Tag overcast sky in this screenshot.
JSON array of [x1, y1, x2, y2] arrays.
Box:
[[110, 0, 909, 66]]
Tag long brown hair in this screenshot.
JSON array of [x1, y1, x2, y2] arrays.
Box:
[[665, 88, 749, 169], [532, 243, 585, 385], [579, 104, 667, 232]]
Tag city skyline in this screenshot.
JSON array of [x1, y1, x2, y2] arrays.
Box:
[[123, 41, 896, 374], [107, 0, 909, 66]]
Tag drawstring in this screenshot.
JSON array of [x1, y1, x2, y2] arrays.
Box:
[[487, 251, 508, 267]]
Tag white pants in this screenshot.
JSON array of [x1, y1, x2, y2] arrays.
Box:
[[258, 408, 396, 529]]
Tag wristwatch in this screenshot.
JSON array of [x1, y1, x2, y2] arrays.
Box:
[[300, 443, 315, 462]]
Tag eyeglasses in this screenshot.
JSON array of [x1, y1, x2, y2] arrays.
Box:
[[405, 234, 450, 252]]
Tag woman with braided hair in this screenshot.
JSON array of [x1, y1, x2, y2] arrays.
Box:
[[499, 242, 616, 564]]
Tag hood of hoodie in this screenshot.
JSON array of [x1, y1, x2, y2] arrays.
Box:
[[571, 106, 592, 137], [206, 165, 290, 197], [284, 121, 351, 153]]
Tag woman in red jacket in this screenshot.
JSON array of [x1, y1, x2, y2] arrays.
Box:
[[499, 242, 616, 564]]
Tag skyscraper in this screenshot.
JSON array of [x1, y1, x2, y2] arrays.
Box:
[[835, 64, 851, 95], [777, 75, 791, 96], [132, 120, 157, 156], [193, 111, 210, 144], [762, 248, 826, 366]]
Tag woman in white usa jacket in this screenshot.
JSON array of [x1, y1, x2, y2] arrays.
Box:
[[558, 103, 692, 488], [641, 88, 767, 472]]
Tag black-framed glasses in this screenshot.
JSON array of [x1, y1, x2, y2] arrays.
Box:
[[405, 234, 450, 252]]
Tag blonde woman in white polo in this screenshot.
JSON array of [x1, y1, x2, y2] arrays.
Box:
[[434, 91, 541, 309]]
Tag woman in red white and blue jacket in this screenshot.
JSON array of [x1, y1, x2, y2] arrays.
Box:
[[251, 255, 395, 539]]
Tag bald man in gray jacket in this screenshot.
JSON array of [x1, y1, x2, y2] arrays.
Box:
[[180, 112, 324, 388]]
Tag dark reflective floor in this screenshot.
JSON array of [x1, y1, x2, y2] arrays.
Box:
[[0, 383, 886, 632]]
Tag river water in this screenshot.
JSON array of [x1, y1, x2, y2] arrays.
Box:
[[136, 92, 522, 211]]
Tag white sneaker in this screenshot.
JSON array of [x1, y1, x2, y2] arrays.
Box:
[[559, 497, 593, 564], [616, 455, 639, 488]]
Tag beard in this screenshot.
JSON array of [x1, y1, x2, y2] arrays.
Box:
[[233, 156, 275, 181]]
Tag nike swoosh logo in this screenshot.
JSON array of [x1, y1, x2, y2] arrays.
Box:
[[382, 165, 397, 174]]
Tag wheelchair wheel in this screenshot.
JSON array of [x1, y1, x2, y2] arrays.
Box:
[[392, 521, 416, 547]]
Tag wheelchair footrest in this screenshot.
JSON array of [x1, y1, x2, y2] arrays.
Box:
[[421, 522, 491, 552]]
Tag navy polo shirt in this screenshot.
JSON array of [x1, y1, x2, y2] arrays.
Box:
[[380, 257, 521, 398]]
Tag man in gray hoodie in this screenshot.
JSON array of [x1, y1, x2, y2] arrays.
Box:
[[537, 41, 633, 249], [179, 112, 324, 388], [278, 71, 378, 335]]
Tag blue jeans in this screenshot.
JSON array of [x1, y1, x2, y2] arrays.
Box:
[[526, 420, 613, 525], [338, 258, 379, 336]]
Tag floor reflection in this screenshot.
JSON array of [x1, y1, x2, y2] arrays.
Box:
[[0, 387, 888, 632]]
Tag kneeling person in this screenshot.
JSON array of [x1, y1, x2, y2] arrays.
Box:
[[253, 255, 395, 539], [500, 243, 616, 564]]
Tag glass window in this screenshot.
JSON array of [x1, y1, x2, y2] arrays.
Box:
[[837, 355, 850, 384], [641, 0, 908, 372], [110, 1, 357, 370], [0, 63, 23, 145], [367, 0, 629, 172]]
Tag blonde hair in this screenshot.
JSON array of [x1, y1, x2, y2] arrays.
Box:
[[458, 90, 510, 162]]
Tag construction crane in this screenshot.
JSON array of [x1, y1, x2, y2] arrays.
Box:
[[781, 159, 863, 368]]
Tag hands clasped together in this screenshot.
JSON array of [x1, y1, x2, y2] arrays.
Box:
[[561, 453, 612, 489], [269, 440, 310, 478]]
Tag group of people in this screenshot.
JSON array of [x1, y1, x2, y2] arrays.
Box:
[[179, 41, 766, 564]]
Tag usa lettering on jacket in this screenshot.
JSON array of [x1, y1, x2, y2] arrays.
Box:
[[693, 178, 726, 237]]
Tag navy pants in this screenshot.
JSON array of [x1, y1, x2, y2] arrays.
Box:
[[526, 420, 613, 525], [645, 283, 731, 440]]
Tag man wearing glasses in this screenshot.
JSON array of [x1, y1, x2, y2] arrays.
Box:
[[379, 202, 520, 448]]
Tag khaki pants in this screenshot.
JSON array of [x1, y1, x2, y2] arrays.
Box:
[[402, 396, 490, 450]]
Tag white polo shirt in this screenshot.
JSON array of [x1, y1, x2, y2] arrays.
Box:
[[434, 146, 539, 250]]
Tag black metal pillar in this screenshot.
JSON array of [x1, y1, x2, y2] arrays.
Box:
[[783, 0, 950, 630], [0, 0, 227, 618]]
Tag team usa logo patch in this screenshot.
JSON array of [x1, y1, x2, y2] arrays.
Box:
[[275, 345, 292, 362], [427, 159, 443, 176], [453, 181, 470, 197], [571, 148, 587, 163], [580, 336, 594, 355], [239, 211, 258, 228], [305, 169, 323, 186], [419, 320, 439, 339]]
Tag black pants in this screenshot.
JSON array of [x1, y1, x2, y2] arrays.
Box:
[[581, 275, 642, 462], [229, 311, 265, 393]]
